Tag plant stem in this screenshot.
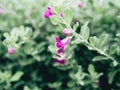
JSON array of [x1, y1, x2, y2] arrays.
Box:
[[63, 20, 118, 64]]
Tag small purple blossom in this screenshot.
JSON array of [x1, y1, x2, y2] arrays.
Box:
[[54, 59, 66, 64], [60, 13, 63, 17], [55, 36, 70, 48], [44, 6, 53, 18], [55, 36, 64, 48], [7, 48, 15, 54], [54, 36, 71, 64], [63, 28, 72, 36], [0, 8, 4, 14]]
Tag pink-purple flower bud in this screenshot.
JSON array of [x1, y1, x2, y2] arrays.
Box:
[[78, 2, 83, 8], [55, 36, 70, 54], [60, 13, 63, 17], [7, 48, 15, 54], [0, 8, 4, 14], [63, 28, 72, 36], [44, 6, 53, 18]]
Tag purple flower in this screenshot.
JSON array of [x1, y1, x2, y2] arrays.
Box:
[[59, 13, 63, 17], [44, 6, 53, 18], [78, 2, 83, 8], [63, 28, 72, 36], [0, 8, 4, 14], [55, 36, 70, 48], [55, 36, 64, 48], [53, 36, 71, 64], [57, 48, 65, 54], [54, 59, 66, 64], [55, 36, 70, 54], [7, 48, 14, 54]]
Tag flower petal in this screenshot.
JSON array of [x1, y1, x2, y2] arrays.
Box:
[[54, 59, 66, 64]]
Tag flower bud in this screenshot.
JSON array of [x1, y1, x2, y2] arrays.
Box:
[[63, 28, 72, 36], [59, 13, 63, 17], [78, 2, 83, 8], [44, 6, 53, 18], [7, 48, 15, 54]]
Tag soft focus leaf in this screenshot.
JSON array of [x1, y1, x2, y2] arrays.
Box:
[[48, 45, 57, 54], [108, 70, 118, 84], [24, 86, 31, 90], [50, 15, 62, 25], [10, 71, 23, 82], [88, 64, 95, 75], [89, 36, 99, 47], [73, 22, 79, 30], [92, 55, 109, 61], [64, 8, 73, 24], [80, 21, 90, 40]]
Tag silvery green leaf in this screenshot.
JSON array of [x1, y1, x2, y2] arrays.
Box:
[[89, 36, 99, 47], [88, 64, 95, 75], [97, 33, 109, 49], [92, 55, 109, 61], [67, 80, 75, 87], [108, 70, 118, 84], [50, 15, 63, 25], [48, 45, 57, 54], [64, 8, 73, 24], [80, 21, 90, 40], [10, 71, 23, 82], [73, 22, 79, 30], [24, 86, 31, 90]]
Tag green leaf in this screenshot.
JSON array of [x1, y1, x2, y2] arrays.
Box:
[[48, 45, 57, 54], [24, 86, 31, 90], [10, 71, 23, 82], [23, 44, 34, 55], [92, 55, 108, 61], [97, 33, 109, 49], [71, 39, 84, 44], [48, 82, 61, 88], [3, 33, 9, 38], [80, 21, 90, 40], [73, 22, 79, 30], [50, 15, 62, 25], [89, 36, 99, 47], [64, 8, 73, 24], [67, 80, 75, 88], [109, 45, 118, 55], [88, 64, 95, 75], [108, 70, 118, 84], [52, 6, 62, 14], [112, 61, 118, 66]]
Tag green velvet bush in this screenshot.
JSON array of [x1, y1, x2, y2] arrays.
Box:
[[0, 0, 120, 90]]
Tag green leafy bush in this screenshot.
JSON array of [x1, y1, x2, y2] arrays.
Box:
[[0, 0, 120, 90]]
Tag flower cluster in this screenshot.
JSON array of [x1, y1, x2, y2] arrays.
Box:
[[54, 29, 72, 64], [44, 6, 73, 64], [54, 36, 71, 64]]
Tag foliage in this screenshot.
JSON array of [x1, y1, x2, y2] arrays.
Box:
[[0, 0, 120, 90]]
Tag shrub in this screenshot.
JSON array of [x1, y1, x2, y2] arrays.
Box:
[[0, 0, 120, 90]]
